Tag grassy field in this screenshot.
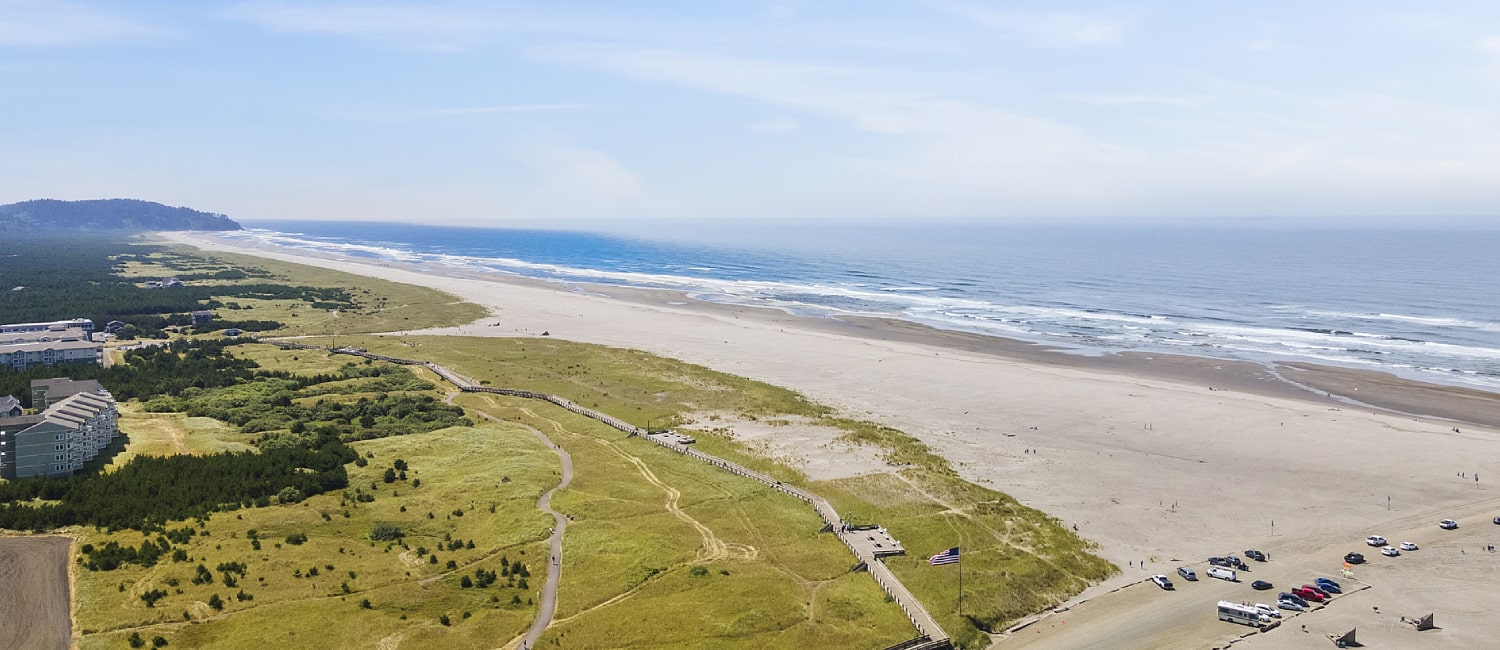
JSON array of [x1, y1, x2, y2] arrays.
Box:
[[70, 345, 921, 649], [110, 404, 255, 463], [453, 392, 913, 649], [119, 246, 486, 336], [76, 422, 558, 649], [346, 335, 1116, 648], [63, 244, 1113, 648]]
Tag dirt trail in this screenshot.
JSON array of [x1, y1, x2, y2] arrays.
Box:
[[518, 405, 756, 563]]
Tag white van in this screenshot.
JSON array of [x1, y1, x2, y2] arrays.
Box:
[[1207, 566, 1237, 582]]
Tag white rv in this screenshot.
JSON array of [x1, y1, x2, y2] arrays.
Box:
[[1218, 600, 1267, 626], [1207, 566, 1237, 582]]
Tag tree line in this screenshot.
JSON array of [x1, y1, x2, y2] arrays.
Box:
[[0, 232, 355, 333]]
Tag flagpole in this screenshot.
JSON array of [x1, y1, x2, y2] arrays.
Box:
[[958, 549, 963, 618]]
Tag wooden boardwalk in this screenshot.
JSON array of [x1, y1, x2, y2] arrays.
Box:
[[270, 341, 951, 648]]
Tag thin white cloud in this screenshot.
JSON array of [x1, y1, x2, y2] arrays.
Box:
[[1476, 35, 1500, 53], [531, 43, 1101, 145], [933, 2, 1123, 46], [0, 0, 155, 47], [342, 103, 588, 122], [225, 1, 546, 50], [1059, 93, 1205, 108]]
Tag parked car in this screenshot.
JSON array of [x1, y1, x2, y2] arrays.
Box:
[[1314, 577, 1341, 591], [1344, 552, 1365, 564], [1277, 599, 1305, 612], [1207, 566, 1238, 582], [1365, 535, 1387, 546], [1208, 556, 1231, 567], [1255, 603, 1283, 618], [1177, 566, 1198, 581], [1382, 545, 1401, 557], [1226, 555, 1249, 570], [1439, 519, 1459, 530], [1150, 574, 1173, 590], [1399, 541, 1418, 551], [1291, 586, 1325, 602], [1251, 580, 1273, 590], [1314, 581, 1342, 594], [1278, 591, 1309, 608], [1244, 549, 1267, 562], [1302, 584, 1331, 598], [1493, 516, 1500, 525]]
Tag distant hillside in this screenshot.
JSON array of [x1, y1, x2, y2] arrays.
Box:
[[0, 199, 241, 231]]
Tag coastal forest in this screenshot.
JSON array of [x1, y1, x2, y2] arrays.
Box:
[[0, 233, 355, 337], [0, 338, 468, 533]]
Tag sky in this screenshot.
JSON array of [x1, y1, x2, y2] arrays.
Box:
[[3, 1, 1500, 227]]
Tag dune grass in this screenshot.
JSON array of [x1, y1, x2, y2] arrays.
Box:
[[126, 245, 486, 336], [76, 423, 557, 650], [450, 391, 915, 649], [346, 334, 1116, 648], [101, 404, 255, 470]]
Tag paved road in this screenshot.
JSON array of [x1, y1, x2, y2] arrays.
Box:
[[0, 536, 72, 650], [515, 421, 574, 650]]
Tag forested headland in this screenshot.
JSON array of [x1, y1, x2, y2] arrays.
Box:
[[0, 198, 240, 231]]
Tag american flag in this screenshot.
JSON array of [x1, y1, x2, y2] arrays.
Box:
[[929, 547, 960, 566]]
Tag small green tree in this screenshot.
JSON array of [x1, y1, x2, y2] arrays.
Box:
[[208, 593, 224, 611], [439, 614, 451, 626], [278, 486, 304, 504], [382, 468, 396, 484], [128, 632, 145, 648]]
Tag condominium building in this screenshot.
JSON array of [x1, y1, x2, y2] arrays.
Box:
[[0, 318, 94, 337], [0, 379, 119, 479], [0, 319, 102, 371]]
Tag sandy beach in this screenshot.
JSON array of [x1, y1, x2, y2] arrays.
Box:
[[163, 231, 1500, 648]]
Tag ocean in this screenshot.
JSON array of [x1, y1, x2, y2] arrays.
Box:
[[225, 220, 1500, 391]]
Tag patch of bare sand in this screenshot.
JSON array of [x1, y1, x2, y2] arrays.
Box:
[[685, 412, 891, 481]]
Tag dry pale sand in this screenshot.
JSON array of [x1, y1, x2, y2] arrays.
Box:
[[164, 232, 1500, 647]]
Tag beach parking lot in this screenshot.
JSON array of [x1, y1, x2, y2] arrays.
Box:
[[1000, 499, 1500, 649], [0, 536, 73, 650]]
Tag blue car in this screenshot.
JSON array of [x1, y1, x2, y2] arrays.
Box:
[[1314, 577, 1342, 593]]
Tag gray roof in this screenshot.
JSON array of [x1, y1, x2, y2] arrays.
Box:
[[42, 391, 114, 427], [0, 339, 102, 354], [0, 395, 21, 414]]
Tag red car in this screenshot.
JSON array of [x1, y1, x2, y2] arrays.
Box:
[[1301, 584, 1332, 598], [1292, 586, 1325, 602]]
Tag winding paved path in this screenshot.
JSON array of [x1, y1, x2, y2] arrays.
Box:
[[458, 399, 573, 650], [273, 341, 949, 648], [520, 421, 572, 650]]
